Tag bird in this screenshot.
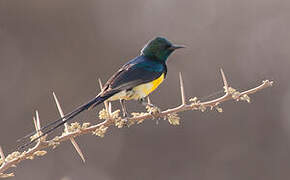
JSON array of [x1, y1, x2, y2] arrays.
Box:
[[19, 36, 184, 147]]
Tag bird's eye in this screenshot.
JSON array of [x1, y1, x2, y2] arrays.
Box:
[[165, 45, 171, 49]]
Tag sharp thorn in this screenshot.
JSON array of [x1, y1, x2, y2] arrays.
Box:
[[70, 138, 86, 163], [53, 92, 68, 130], [33, 116, 38, 132], [98, 78, 103, 90], [98, 78, 109, 111], [0, 146, 5, 163], [179, 72, 186, 105], [108, 102, 112, 115], [220, 68, 229, 90], [53, 92, 65, 118], [35, 110, 41, 131]]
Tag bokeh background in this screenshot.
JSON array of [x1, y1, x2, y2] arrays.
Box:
[[0, 0, 289, 179]]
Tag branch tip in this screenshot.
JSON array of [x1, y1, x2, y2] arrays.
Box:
[[264, 80, 274, 87]]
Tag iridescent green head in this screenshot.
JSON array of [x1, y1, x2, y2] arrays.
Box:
[[141, 37, 185, 62]]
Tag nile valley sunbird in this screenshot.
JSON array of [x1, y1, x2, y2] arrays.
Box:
[[20, 37, 184, 145]]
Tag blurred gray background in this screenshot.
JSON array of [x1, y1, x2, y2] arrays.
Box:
[[0, 0, 289, 179]]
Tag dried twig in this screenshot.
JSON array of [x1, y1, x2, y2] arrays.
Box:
[[0, 70, 273, 178]]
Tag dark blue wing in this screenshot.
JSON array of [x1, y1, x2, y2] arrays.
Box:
[[101, 56, 166, 95]]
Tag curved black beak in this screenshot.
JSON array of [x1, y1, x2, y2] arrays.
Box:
[[169, 45, 186, 50]]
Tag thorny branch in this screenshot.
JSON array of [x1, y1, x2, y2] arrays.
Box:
[[0, 69, 273, 178]]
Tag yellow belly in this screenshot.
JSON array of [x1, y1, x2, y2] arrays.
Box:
[[108, 73, 165, 101], [132, 73, 165, 99]]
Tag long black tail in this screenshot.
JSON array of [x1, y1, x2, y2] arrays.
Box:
[[18, 94, 112, 149]]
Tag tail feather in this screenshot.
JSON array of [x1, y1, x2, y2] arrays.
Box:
[[18, 94, 112, 149]]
